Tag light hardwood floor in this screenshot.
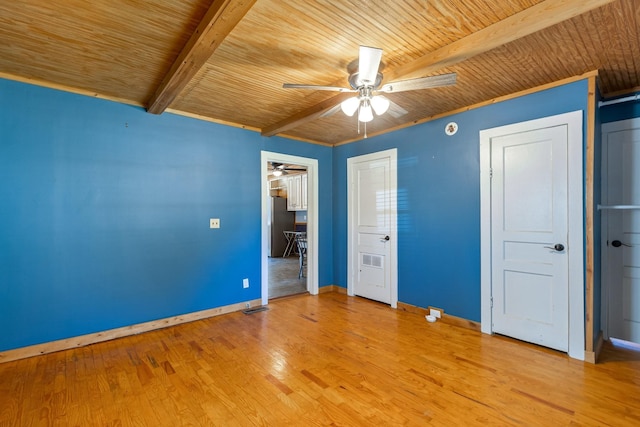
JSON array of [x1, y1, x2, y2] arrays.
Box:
[[1, 292, 639, 426]]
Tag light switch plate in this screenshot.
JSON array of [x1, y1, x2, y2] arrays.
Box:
[[210, 218, 220, 228]]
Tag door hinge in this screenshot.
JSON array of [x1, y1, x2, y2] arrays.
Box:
[[490, 296, 493, 308], [489, 168, 493, 179]]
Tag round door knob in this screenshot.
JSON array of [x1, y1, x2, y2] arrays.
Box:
[[384, 235, 390, 241]]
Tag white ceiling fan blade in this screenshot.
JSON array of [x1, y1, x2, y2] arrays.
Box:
[[380, 73, 457, 93], [386, 100, 408, 118], [357, 46, 383, 87], [283, 83, 354, 92]]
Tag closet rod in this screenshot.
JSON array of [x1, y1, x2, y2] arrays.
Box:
[[598, 94, 640, 108]]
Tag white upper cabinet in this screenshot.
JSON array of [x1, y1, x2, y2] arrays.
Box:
[[287, 173, 307, 211]]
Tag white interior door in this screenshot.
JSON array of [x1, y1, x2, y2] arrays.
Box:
[[347, 149, 397, 307], [490, 125, 569, 351], [602, 120, 640, 343], [481, 111, 584, 360]]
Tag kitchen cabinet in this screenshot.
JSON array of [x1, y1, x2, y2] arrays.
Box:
[[269, 177, 287, 198], [286, 173, 307, 211], [301, 173, 308, 210]]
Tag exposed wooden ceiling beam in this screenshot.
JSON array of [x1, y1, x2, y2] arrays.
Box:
[[147, 0, 256, 115], [385, 0, 615, 82], [262, 0, 614, 138]]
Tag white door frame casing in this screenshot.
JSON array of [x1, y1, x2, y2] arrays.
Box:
[[347, 148, 398, 308], [261, 151, 319, 305], [479, 110, 585, 360]]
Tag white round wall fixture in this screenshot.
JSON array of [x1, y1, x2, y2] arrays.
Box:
[[445, 122, 458, 136]]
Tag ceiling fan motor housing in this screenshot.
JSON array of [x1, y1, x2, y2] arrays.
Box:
[[348, 71, 384, 90]]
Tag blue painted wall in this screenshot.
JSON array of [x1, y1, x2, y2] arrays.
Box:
[[0, 79, 333, 351], [1, 76, 597, 352], [333, 80, 590, 322]]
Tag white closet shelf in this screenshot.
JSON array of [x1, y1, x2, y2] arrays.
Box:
[[597, 205, 640, 210]]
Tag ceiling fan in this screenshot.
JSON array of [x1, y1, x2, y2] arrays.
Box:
[[270, 162, 306, 177], [283, 45, 457, 136]]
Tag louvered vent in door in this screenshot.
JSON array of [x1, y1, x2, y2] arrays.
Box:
[[362, 253, 383, 268]]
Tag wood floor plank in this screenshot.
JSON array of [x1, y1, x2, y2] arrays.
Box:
[[2, 293, 640, 425]]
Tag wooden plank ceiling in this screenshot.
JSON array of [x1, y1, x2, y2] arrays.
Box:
[[0, 0, 637, 145]]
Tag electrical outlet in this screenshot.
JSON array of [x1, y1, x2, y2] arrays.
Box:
[[209, 218, 220, 229], [429, 308, 442, 319], [243, 278, 249, 289], [245, 303, 250, 309]]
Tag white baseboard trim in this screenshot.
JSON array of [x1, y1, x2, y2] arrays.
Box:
[[0, 298, 263, 364]]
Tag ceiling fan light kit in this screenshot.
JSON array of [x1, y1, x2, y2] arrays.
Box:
[[283, 45, 457, 136], [340, 85, 390, 123], [358, 100, 374, 123], [370, 95, 390, 115], [340, 96, 360, 116]]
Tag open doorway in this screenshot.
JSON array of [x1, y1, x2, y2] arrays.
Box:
[[267, 161, 307, 298], [261, 152, 318, 305]]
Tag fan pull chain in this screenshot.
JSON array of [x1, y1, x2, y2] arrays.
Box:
[[357, 119, 368, 138], [355, 103, 367, 138], [355, 117, 368, 138]]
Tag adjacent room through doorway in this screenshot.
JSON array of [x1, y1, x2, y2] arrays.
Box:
[[266, 160, 308, 299], [261, 151, 318, 304]]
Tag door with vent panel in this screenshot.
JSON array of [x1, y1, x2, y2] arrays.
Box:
[[348, 151, 394, 304]]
